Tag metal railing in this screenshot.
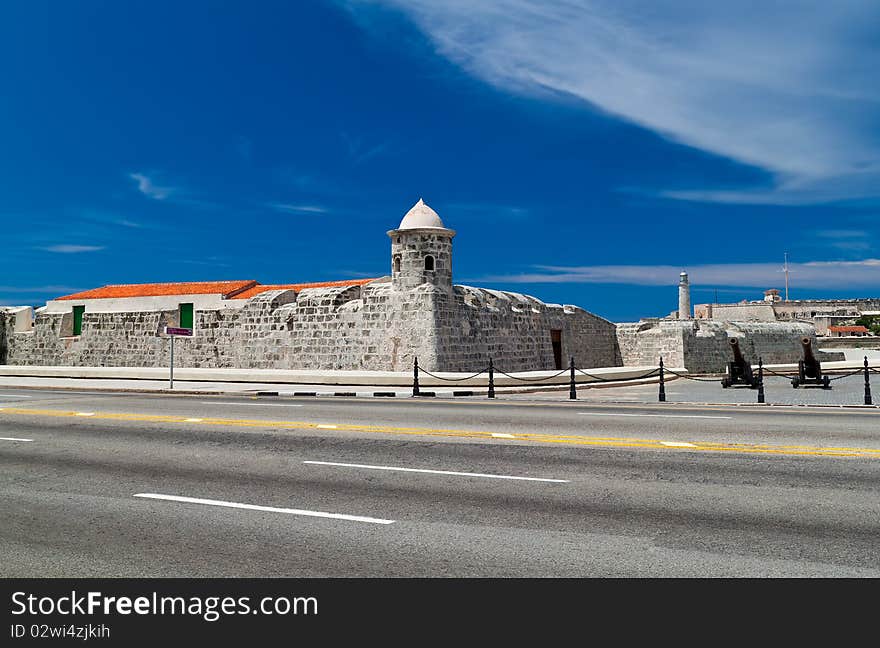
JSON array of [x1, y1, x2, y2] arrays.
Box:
[[410, 355, 879, 406], [412, 357, 665, 400], [656, 355, 877, 406]]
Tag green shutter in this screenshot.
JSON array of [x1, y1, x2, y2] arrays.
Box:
[[179, 303, 194, 330], [72, 306, 85, 336]]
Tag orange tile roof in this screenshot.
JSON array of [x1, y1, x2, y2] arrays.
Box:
[[56, 279, 379, 302], [56, 280, 258, 301], [828, 325, 870, 333], [231, 279, 378, 299]]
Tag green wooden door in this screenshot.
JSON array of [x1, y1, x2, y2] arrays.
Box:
[[179, 303, 194, 330], [72, 306, 85, 336]]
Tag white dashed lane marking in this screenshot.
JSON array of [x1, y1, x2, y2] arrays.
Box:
[[303, 460, 569, 483], [134, 493, 394, 525]]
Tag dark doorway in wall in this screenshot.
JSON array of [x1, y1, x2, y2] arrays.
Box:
[[179, 303, 194, 330], [551, 329, 562, 370], [72, 305, 85, 336]]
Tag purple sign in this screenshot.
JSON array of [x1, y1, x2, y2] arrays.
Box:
[[165, 327, 193, 337]]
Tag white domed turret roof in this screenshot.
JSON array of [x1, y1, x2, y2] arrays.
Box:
[[398, 198, 446, 230]]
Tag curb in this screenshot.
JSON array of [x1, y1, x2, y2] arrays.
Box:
[[1, 382, 877, 410]]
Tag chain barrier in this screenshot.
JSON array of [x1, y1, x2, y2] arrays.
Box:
[[828, 368, 868, 381], [414, 356, 878, 404], [761, 367, 792, 378], [417, 362, 662, 390], [494, 367, 571, 382], [760, 366, 867, 381], [575, 367, 660, 382], [662, 368, 724, 383], [418, 367, 489, 382]]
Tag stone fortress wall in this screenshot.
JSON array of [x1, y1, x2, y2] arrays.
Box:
[[0, 199, 622, 372], [433, 286, 621, 372], [1, 280, 619, 372], [0, 199, 840, 375], [616, 319, 831, 372], [699, 303, 777, 321], [0, 307, 34, 366], [696, 297, 880, 323]]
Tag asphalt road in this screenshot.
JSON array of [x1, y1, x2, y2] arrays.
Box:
[[1, 387, 879, 577]]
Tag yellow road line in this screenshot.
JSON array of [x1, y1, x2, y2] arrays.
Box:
[[1, 406, 878, 458]]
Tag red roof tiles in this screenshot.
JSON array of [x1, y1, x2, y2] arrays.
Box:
[[56, 281, 258, 301], [828, 325, 870, 333], [55, 278, 378, 301]]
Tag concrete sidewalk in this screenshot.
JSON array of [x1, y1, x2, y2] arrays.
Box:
[[0, 373, 672, 398], [0, 363, 667, 394], [1, 359, 875, 400]]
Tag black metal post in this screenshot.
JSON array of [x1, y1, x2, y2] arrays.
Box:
[[569, 357, 577, 400], [757, 357, 765, 404], [412, 357, 420, 397], [488, 358, 496, 399], [865, 356, 873, 406], [658, 357, 666, 403], [169, 333, 174, 390]]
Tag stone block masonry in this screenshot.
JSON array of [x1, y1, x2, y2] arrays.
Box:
[[3, 280, 619, 372], [1, 198, 813, 374], [434, 286, 620, 371], [616, 319, 821, 372]]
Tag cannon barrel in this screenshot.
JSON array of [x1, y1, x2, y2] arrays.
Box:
[[729, 337, 746, 364], [801, 336, 816, 363]]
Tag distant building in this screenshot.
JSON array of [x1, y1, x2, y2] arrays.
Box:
[[694, 289, 880, 333], [763, 289, 781, 303], [678, 272, 691, 320], [827, 325, 870, 338]]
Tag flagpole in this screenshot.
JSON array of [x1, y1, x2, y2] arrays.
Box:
[[784, 252, 789, 302]]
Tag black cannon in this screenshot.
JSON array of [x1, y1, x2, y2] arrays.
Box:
[[792, 337, 831, 389], [721, 338, 757, 388]]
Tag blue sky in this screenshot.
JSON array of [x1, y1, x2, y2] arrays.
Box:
[[1, 0, 878, 321]]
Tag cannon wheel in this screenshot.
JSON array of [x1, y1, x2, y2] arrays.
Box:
[[721, 377, 730, 389], [823, 375, 831, 389], [791, 377, 800, 388]]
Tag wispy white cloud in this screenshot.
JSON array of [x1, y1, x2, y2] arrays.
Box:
[[351, 1, 880, 205], [80, 210, 145, 229], [271, 168, 344, 196], [268, 203, 330, 214], [815, 230, 869, 240], [472, 259, 880, 291], [0, 285, 83, 294], [340, 132, 393, 165], [40, 245, 105, 253], [813, 228, 872, 251], [445, 202, 529, 218], [129, 172, 175, 200], [112, 219, 143, 228], [337, 270, 382, 279]]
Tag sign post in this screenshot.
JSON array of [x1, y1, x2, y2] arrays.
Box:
[[164, 327, 193, 389]]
